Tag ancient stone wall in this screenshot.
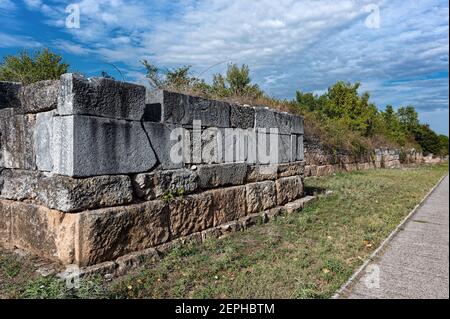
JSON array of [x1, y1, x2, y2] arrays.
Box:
[[302, 135, 429, 177], [0, 75, 306, 270]]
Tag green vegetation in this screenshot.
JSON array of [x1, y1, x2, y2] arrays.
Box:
[[1, 164, 447, 299], [0, 49, 69, 85]]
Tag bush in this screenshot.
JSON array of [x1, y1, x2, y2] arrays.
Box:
[[0, 49, 69, 85]]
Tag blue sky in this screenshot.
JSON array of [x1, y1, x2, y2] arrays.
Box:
[[1, 0, 448, 135]]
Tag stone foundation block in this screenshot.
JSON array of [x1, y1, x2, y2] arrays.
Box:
[[132, 169, 198, 201], [254, 107, 303, 134], [210, 186, 247, 226], [197, 163, 247, 188], [77, 201, 170, 266], [246, 181, 277, 214], [169, 193, 215, 238], [275, 175, 303, 206]]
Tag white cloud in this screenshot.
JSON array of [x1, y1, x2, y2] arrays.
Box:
[[13, 0, 450, 121], [0, 0, 15, 10], [0, 32, 42, 48]]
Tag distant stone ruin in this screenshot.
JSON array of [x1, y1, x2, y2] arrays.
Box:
[[0, 75, 306, 274]]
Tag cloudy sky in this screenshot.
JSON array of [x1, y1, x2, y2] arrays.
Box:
[[0, 0, 448, 134]]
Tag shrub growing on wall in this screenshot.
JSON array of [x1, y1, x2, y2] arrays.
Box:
[[0, 49, 69, 85]]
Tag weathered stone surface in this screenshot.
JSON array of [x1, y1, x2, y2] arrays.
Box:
[[277, 161, 305, 178], [230, 104, 254, 129], [77, 200, 170, 266], [254, 107, 303, 134], [0, 82, 21, 109], [143, 122, 190, 169], [19, 80, 58, 113], [58, 73, 146, 120], [169, 192, 214, 238], [51, 115, 156, 177], [210, 186, 247, 226], [132, 169, 198, 201], [0, 169, 134, 212], [0, 110, 36, 169], [246, 181, 276, 214], [224, 128, 247, 162], [0, 199, 12, 248], [35, 110, 55, 171], [146, 90, 230, 127], [257, 132, 291, 164], [197, 163, 247, 188], [190, 127, 225, 164], [291, 134, 304, 161], [1, 200, 78, 264], [246, 164, 278, 182], [275, 175, 303, 206]]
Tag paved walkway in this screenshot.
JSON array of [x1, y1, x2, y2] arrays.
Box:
[[339, 175, 449, 299]]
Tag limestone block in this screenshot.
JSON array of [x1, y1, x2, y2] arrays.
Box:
[[132, 169, 199, 200], [58, 73, 146, 120], [246, 164, 278, 182], [169, 192, 215, 238], [77, 201, 170, 266], [19, 80, 58, 113], [51, 115, 156, 177], [224, 128, 247, 162], [210, 186, 247, 226], [197, 163, 247, 188], [254, 107, 303, 134], [275, 175, 303, 206], [0, 110, 36, 169], [4, 200, 78, 264], [230, 104, 255, 129], [0, 200, 12, 248], [143, 122, 190, 170], [146, 90, 230, 127], [246, 181, 277, 214], [0, 169, 134, 212], [277, 161, 305, 178], [0, 82, 21, 109]]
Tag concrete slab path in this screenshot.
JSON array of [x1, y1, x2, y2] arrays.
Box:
[[337, 175, 449, 299]]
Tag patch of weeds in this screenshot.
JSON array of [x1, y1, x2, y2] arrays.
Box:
[[21, 276, 67, 299]]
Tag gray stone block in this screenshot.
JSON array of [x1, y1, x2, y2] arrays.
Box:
[[0, 169, 134, 212], [146, 90, 230, 127], [224, 128, 247, 163], [197, 163, 247, 188], [0, 82, 21, 110], [230, 104, 254, 129], [254, 107, 303, 134], [19, 80, 58, 113], [143, 122, 190, 170], [132, 169, 199, 201], [51, 115, 156, 177], [257, 132, 291, 164], [58, 73, 146, 120], [190, 127, 225, 164], [291, 134, 304, 161], [0, 110, 36, 169], [35, 110, 56, 171]]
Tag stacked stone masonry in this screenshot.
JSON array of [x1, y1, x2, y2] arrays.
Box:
[[0, 75, 306, 268]]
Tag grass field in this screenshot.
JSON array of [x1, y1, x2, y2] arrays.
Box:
[[0, 163, 448, 299]]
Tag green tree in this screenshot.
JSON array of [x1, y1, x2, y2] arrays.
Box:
[[438, 134, 449, 156], [211, 64, 263, 99], [0, 49, 69, 85], [397, 105, 419, 132], [413, 124, 441, 155]]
